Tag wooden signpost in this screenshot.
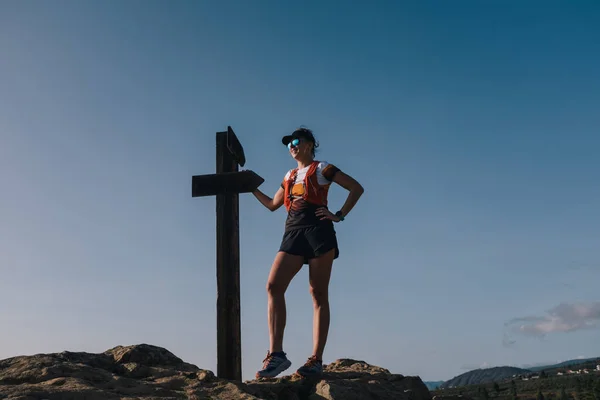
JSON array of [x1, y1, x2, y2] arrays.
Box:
[[192, 126, 264, 381]]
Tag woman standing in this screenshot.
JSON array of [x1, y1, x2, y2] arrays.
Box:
[[251, 127, 364, 378]]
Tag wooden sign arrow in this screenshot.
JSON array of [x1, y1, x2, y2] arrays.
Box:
[[226, 125, 246, 167], [191, 170, 264, 197]]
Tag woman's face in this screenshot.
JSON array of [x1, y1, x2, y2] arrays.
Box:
[[288, 137, 312, 160]]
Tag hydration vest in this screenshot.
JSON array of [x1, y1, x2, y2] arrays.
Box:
[[283, 161, 330, 211]]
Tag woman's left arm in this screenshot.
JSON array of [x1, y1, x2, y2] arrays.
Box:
[[332, 171, 364, 218]]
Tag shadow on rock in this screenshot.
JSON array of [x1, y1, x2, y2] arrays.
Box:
[[246, 359, 433, 400]]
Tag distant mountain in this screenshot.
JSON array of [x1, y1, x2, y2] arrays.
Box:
[[440, 366, 531, 389], [424, 381, 444, 390], [431, 356, 600, 391], [528, 357, 599, 372]]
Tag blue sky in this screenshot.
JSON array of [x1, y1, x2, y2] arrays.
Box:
[[1, 0, 599, 382]]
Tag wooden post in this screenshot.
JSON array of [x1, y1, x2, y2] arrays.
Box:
[[215, 130, 241, 381], [191, 126, 264, 381]]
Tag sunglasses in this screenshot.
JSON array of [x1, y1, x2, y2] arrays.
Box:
[[287, 138, 301, 149]]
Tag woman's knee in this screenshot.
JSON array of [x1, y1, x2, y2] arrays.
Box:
[[309, 286, 329, 306], [266, 252, 303, 297], [266, 280, 286, 297]]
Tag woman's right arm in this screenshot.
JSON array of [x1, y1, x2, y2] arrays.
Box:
[[252, 186, 284, 211]]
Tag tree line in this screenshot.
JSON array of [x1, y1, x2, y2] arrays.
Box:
[[432, 372, 600, 400]]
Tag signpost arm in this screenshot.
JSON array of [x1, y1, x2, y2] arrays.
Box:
[[215, 130, 242, 381]]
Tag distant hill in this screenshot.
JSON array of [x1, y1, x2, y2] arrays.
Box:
[[424, 381, 444, 390], [440, 366, 531, 388], [529, 357, 600, 372], [433, 356, 600, 390]]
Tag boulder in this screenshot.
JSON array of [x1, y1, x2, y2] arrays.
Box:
[[0, 344, 433, 400]]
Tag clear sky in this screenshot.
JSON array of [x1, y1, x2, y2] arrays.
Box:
[[1, 0, 599, 382]]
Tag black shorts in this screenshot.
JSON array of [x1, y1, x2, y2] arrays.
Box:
[[279, 224, 339, 264]]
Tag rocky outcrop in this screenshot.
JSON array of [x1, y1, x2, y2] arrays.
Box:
[[0, 344, 432, 400]]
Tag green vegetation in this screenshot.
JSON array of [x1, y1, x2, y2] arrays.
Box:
[[432, 371, 600, 400], [440, 367, 532, 389], [541, 360, 600, 376]]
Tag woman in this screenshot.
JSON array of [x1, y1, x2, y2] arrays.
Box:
[[251, 127, 364, 378]]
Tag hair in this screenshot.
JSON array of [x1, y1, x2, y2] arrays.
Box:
[[296, 126, 319, 157]]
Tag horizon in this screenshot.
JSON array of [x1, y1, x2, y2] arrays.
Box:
[[1, 0, 599, 382], [447, 354, 598, 374]]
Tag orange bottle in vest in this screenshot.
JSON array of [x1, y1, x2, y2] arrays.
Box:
[[283, 161, 329, 211]]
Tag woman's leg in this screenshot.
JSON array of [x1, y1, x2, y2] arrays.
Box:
[[257, 250, 304, 378], [294, 248, 335, 377], [266, 251, 304, 353], [307, 248, 335, 359]]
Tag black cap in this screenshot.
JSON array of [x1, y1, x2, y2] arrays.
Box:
[[281, 127, 315, 146]]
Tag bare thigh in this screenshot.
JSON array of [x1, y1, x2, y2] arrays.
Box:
[[267, 251, 304, 294], [308, 248, 335, 297]]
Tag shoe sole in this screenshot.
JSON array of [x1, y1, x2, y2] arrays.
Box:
[[255, 359, 292, 378]]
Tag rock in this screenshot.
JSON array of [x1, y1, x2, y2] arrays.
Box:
[[0, 345, 433, 400], [106, 344, 186, 368], [433, 396, 474, 400], [246, 358, 432, 400]]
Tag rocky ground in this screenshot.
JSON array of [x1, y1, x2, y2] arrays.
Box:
[[0, 344, 433, 400]]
